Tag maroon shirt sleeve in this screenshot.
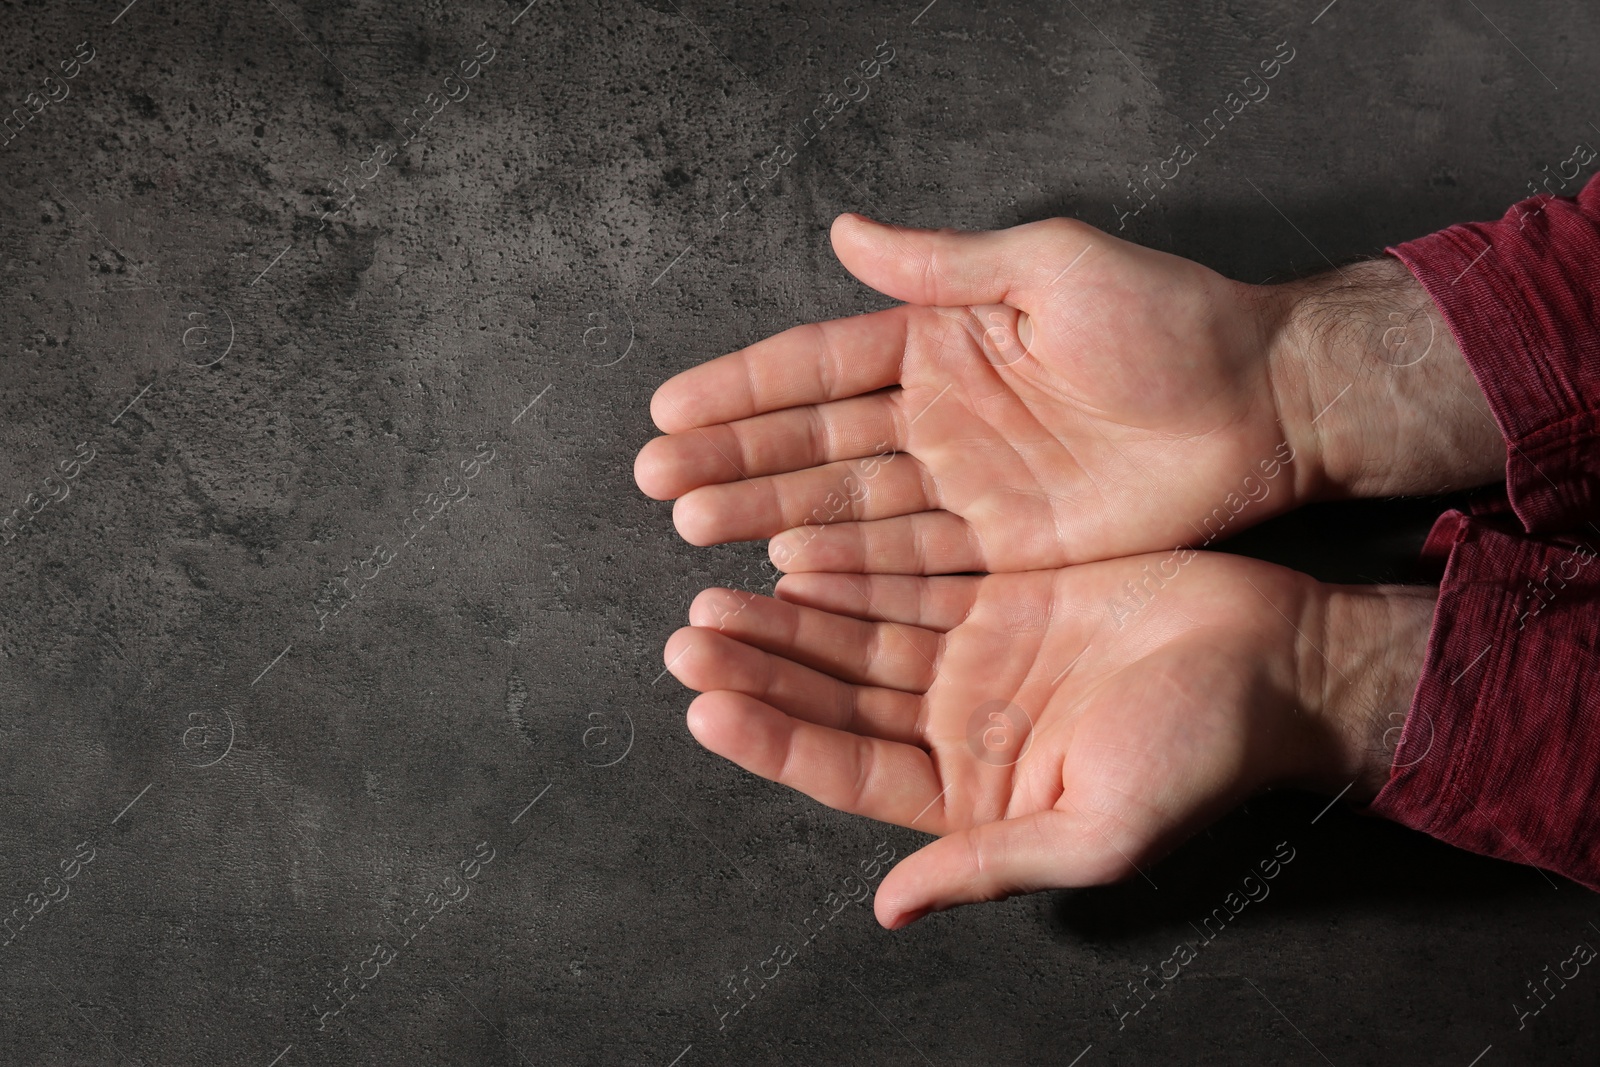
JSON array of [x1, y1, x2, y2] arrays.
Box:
[[1370, 170, 1600, 886], [1389, 169, 1600, 532], [1371, 512, 1600, 889]]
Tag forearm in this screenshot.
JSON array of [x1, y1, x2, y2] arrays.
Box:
[[1260, 258, 1507, 502], [1302, 580, 1438, 804]]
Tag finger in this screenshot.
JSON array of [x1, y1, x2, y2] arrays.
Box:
[[673, 454, 935, 548], [689, 587, 941, 693], [649, 308, 908, 434], [774, 573, 981, 633], [830, 213, 1092, 309], [686, 690, 945, 826], [634, 392, 902, 501], [769, 512, 984, 574], [873, 810, 1135, 929], [664, 627, 924, 744]]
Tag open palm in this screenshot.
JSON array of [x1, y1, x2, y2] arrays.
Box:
[[636, 214, 1304, 574], [663, 551, 1347, 927]]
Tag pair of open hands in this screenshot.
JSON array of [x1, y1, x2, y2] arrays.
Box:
[[634, 213, 1503, 927]]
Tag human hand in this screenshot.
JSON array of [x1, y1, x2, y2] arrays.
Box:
[[634, 216, 1505, 574], [637, 213, 1293, 572], [662, 552, 1434, 927]]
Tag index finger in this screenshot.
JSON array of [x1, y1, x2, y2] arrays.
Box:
[[650, 306, 909, 433]]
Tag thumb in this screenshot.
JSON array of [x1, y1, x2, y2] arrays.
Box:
[[830, 212, 1083, 308], [873, 809, 1136, 929]]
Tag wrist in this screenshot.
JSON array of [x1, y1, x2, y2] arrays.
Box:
[[1261, 258, 1506, 500], [1294, 581, 1437, 803]]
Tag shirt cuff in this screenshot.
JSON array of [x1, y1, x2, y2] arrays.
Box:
[[1371, 509, 1600, 889], [1387, 171, 1600, 535]]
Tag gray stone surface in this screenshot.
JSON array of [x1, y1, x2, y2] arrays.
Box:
[[1, 0, 1597, 1064]]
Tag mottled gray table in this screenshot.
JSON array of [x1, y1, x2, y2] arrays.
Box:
[[1, 1, 1596, 1064]]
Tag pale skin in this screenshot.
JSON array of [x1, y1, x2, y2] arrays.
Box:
[[635, 213, 1506, 927]]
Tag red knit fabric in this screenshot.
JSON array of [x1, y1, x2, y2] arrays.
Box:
[[1372, 172, 1600, 887]]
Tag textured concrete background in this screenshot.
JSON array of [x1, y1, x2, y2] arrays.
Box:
[[1, 0, 1598, 1064]]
